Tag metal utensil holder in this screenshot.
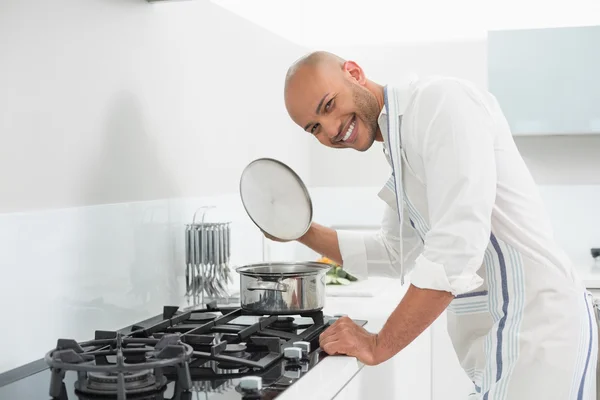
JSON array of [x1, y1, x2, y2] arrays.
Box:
[[185, 206, 234, 307]]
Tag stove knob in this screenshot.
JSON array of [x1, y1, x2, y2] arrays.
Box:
[[284, 368, 302, 379], [284, 347, 303, 360], [239, 376, 262, 392], [293, 341, 310, 356]]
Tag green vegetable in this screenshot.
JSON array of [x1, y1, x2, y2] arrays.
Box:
[[336, 277, 351, 285], [324, 265, 358, 285], [336, 268, 348, 279]]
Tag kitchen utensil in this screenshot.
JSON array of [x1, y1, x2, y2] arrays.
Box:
[[185, 206, 234, 306], [185, 224, 191, 295], [236, 261, 330, 314], [239, 158, 313, 241]]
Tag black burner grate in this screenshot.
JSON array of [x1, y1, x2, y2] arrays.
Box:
[[45, 333, 193, 400]]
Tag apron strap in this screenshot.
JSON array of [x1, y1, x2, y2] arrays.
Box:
[[593, 295, 600, 400], [384, 86, 406, 285]]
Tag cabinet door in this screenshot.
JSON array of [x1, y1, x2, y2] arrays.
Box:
[[431, 312, 475, 400], [488, 25, 600, 136], [333, 327, 432, 400]]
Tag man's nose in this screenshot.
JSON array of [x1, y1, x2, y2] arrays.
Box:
[[321, 120, 339, 140]]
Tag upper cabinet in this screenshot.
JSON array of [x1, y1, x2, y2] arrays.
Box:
[[488, 25, 600, 136]]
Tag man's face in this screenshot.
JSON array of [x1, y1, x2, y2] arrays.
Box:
[[285, 61, 381, 152]]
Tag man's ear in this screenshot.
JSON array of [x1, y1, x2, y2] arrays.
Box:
[[343, 61, 366, 85]]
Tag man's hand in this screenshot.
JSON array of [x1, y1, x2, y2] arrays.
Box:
[[319, 285, 454, 366], [319, 316, 380, 366]]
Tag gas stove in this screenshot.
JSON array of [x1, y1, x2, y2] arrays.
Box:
[[0, 302, 367, 399]]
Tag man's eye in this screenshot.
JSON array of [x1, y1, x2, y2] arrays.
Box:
[[311, 124, 320, 134], [325, 99, 334, 112]]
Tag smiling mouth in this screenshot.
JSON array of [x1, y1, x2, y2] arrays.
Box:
[[337, 115, 357, 144]]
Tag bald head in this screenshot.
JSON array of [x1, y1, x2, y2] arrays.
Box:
[[284, 51, 350, 118], [285, 51, 346, 92], [283, 51, 384, 152]]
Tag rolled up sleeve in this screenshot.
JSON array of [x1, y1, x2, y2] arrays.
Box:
[[409, 79, 496, 296], [337, 204, 423, 281]]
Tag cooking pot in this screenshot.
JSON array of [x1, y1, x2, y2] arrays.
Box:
[[236, 262, 330, 315]]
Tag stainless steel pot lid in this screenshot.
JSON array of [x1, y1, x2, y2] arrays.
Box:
[[236, 262, 330, 277], [239, 158, 313, 241]]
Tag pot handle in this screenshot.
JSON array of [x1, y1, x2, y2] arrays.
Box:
[[247, 280, 289, 292]]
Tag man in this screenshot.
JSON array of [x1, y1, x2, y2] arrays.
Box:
[[278, 51, 598, 399]]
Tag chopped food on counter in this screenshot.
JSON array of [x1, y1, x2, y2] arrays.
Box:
[[317, 256, 358, 285]]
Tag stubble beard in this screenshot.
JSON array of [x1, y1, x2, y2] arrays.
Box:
[[351, 84, 381, 152]]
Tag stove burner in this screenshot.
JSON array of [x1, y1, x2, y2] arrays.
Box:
[[268, 317, 298, 332], [189, 312, 219, 323], [223, 343, 247, 357], [215, 362, 250, 372], [82, 369, 158, 394], [216, 344, 251, 370], [184, 334, 217, 349], [45, 334, 193, 400], [75, 372, 166, 397], [124, 343, 148, 364]]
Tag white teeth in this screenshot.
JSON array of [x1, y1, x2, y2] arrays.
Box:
[[342, 120, 355, 141]]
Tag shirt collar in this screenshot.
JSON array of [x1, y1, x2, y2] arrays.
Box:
[[378, 105, 391, 160], [378, 78, 416, 157]]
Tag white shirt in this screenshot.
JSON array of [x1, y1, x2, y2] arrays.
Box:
[[336, 76, 578, 295]]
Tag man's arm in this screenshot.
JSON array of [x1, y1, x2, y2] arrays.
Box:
[[297, 222, 343, 265], [293, 204, 422, 280], [373, 284, 453, 363], [408, 78, 496, 295], [319, 284, 453, 365]]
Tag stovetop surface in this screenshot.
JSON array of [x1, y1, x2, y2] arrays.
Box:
[[0, 350, 322, 400], [0, 303, 367, 400]]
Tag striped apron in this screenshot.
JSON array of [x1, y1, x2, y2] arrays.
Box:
[[380, 84, 598, 399]]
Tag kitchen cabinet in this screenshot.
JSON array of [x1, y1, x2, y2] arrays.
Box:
[[333, 327, 432, 400], [330, 315, 471, 400], [321, 279, 432, 399], [488, 25, 600, 136], [334, 345, 432, 400]]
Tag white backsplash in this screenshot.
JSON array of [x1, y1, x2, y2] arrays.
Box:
[[1, 184, 599, 374], [0, 193, 265, 374]]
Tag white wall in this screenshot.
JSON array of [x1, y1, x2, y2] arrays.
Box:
[[0, 0, 311, 213], [0, 0, 310, 373], [211, 0, 600, 48]]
